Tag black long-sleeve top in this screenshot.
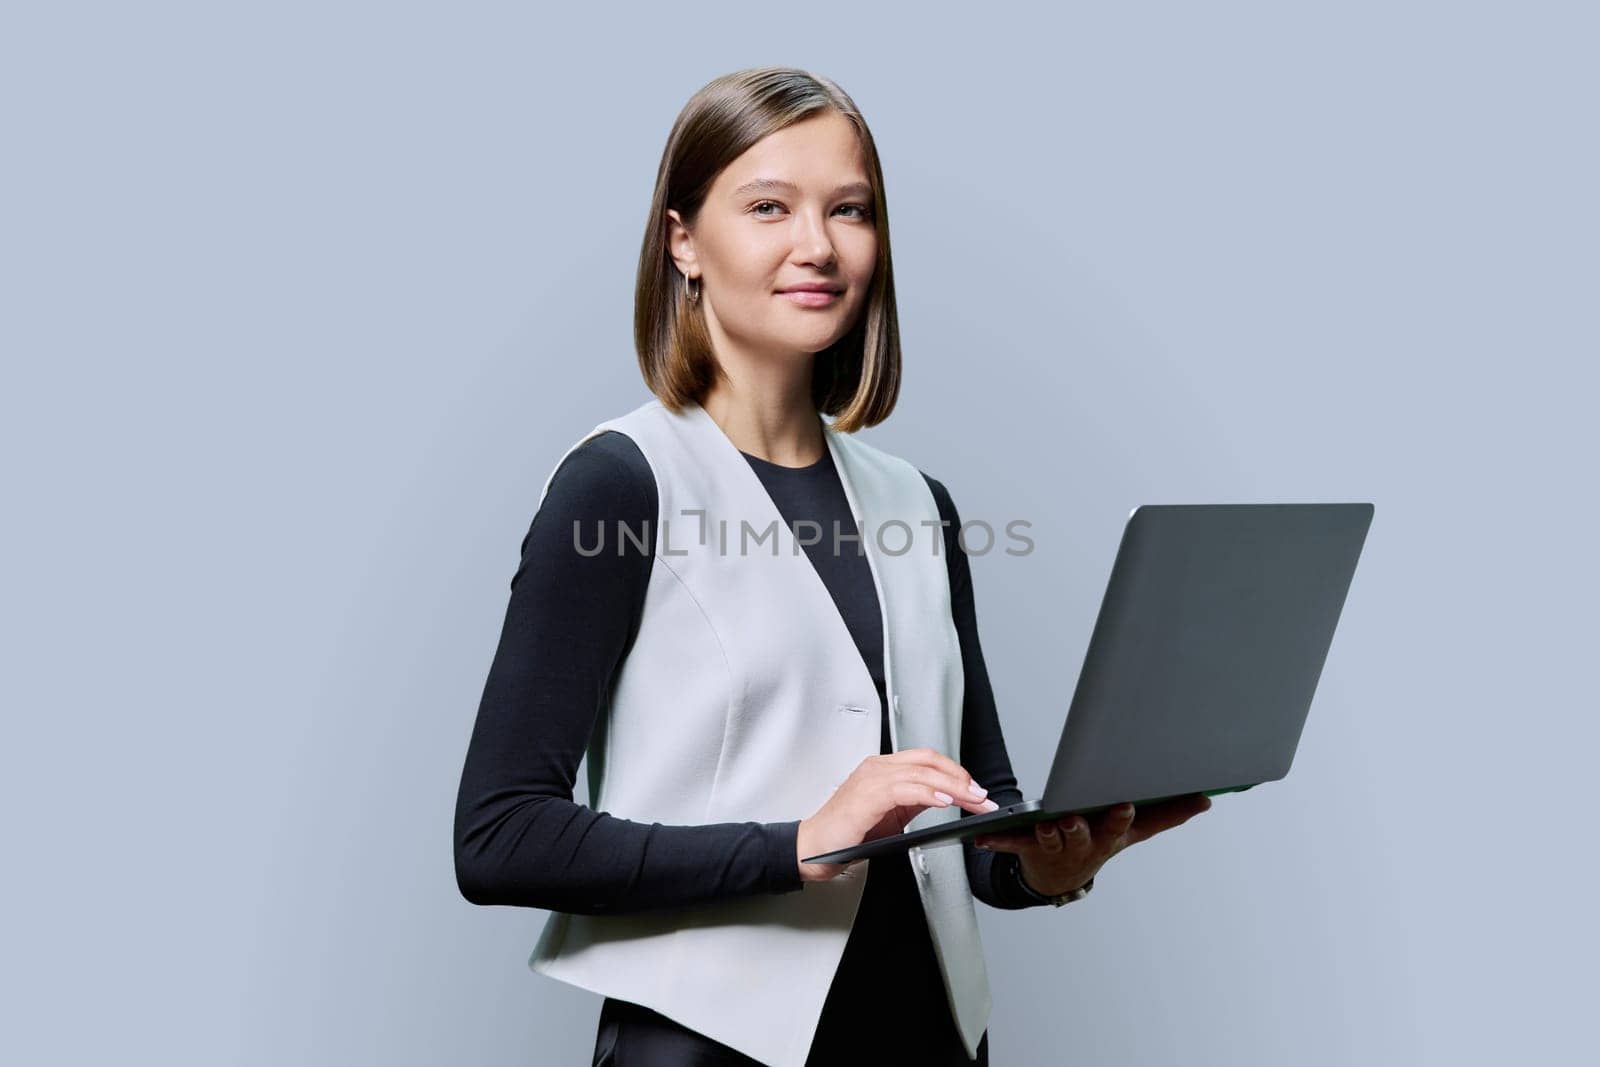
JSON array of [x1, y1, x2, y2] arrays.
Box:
[[454, 430, 1049, 922]]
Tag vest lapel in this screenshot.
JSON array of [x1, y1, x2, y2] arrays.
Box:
[[680, 399, 883, 709]]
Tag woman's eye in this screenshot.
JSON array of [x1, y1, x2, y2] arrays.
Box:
[[750, 201, 873, 220]]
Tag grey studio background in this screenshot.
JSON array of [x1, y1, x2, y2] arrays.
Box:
[[4, 2, 1595, 1064]]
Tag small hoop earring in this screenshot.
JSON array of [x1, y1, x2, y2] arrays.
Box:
[[686, 274, 700, 303]]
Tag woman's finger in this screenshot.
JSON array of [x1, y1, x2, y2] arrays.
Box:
[[1099, 803, 1137, 838], [972, 819, 1065, 852], [971, 833, 1028, 854], [1126, 793, 1212, 846], [1060, 815, 1094, 856], [1090, 803, 1137, 856]]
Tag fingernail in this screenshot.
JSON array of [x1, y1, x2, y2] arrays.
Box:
[[934, 791, 954, 804], [968, 782, 987, 798], [980, 799, 998, 812]]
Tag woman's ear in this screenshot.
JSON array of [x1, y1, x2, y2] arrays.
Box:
[[665, 208, 698, 279]]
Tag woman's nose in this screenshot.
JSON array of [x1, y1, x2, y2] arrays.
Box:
[[791, 213, 836, 265]]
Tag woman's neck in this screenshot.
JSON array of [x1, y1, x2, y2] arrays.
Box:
[[699, 381, 825, 469]]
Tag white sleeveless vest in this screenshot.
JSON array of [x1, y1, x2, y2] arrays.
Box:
[[526, 396, 991, 1066]]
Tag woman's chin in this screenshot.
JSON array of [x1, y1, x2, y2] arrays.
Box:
[[770, 325, 848, 354]]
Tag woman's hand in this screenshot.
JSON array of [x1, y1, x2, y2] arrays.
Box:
[[795, 748, 1001, 883], [972, 792, 1213, 898]]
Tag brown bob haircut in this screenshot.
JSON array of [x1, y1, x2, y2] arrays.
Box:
[[634, 67, 901, 434]]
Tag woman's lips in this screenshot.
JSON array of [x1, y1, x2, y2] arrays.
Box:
[[777, 289, 841, 308]]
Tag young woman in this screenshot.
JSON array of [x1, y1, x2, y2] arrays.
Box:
[[454, 66, 1211, 1067]]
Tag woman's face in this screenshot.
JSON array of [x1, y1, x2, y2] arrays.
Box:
[[667, 110, 878, 362]]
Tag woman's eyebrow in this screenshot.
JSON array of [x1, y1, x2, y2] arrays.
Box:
[[731, 177, 873, 199]]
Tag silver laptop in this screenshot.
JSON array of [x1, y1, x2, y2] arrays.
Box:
[[801, 502, 1374, 865]]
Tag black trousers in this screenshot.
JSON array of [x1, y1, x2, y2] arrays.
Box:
[[589, 854, 990, 1065], [592, 997, 990, 1065]]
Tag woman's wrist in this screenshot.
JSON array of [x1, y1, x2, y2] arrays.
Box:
[[794, 818, 833, 883]]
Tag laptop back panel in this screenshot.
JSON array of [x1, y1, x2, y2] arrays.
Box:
[[1042, 503, 1374, 813]]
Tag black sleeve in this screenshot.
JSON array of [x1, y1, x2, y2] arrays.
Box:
[[454, 431, 804, 914], [922, 473, 1048, 910]]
